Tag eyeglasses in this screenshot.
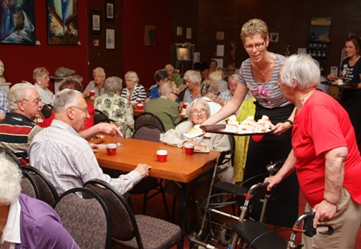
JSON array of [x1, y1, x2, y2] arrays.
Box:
[[191, 108, 207, 115], [244, 41, 265, 51], [22, 98, 42, 104], [215, 92, 220, 97], [71, 106, 89, 113]]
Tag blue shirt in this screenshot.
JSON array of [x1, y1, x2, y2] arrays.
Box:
[[149, 85, 160, 99]]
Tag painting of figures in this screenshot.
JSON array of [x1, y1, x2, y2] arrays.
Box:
[[0, 0, 35, 45], [47, 0, 78, 45]]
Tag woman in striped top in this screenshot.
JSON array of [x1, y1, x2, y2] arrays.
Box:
[[202, 18, 299, 228], [120, 71, 147, 102]]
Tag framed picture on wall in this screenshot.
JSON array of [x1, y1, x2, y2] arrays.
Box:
[[0, 1, 35, 45], [47, 0, 78, 45], [91, 11, 102, 34], [106, 29, 115, 49], [105, 0, 115, 22]]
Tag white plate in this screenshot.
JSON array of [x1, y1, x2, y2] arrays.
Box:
[[183, 129, 203, 138]]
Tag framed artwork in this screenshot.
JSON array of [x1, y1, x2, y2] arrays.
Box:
[[90, 11, 102, 35], [47, 0, 78, 45], [106, 29, 115, 49], [0, 0, 35, 45], [105, 0, 115, 22], [270, 33, 279, 43]]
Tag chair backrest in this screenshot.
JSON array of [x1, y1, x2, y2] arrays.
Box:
[[21, 170, 39, 198], [134, 112, 165, 132], [132, 124, 162, 142], [41, 104, 53, 119], [54, 187, 111, 249], [94, 109, 114, 125], [83, 180, 143, 247], [20, 165, 59, 207], [0, 147, 23, 166]]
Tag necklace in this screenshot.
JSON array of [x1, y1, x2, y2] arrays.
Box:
[[301, 90, 315, 104], [254, 52, 271, 80]]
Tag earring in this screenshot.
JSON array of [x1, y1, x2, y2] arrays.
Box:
[[38, 82, 41, 84]]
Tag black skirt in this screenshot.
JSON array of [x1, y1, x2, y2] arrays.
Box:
[[242, 102, 299, 228]]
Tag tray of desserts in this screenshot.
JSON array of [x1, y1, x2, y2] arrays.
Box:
[[321, 79, 357, 89], [200, 115, 275, 136]]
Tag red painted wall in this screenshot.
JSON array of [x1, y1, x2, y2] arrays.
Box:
[[0, 1, 89, 91], [122, 1, 171, 89]]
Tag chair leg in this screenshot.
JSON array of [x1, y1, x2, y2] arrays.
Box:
[[142, 192, 149, 215]]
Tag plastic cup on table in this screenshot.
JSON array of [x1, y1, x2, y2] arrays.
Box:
[[137, 103, 144, 110], [183, 143, 194, 155], [106, 143, 117, 156], [154, 150, 167, 162]]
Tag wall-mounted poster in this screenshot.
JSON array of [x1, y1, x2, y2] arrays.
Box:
[[47, 0, 78, 45], [105, 0, 115, 22], [0, 0, 35, 45]]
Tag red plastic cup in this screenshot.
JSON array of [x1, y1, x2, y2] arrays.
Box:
[[183, 102, 189, 109], [137, 103, 144, 110], [106, 143, 117, 156], [90, 90, 96, 96], [183, 143, 194, 155], [136, 99, 142, 104], [154, 150, 167, 162]]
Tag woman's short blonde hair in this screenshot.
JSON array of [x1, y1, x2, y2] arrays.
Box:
[[240, 18, 268, 42], [125, 71, 140, 83], [33, 67, 49, 81], [201, 79, 219, 97]]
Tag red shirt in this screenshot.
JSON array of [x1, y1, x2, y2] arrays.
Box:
[[292, 90, 361, 206]]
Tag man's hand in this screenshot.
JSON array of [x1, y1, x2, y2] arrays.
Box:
[[89, 143, 99, 153], [95, 123, 122, 137], [134, 164, 151, 178], [312, 200, 338, 228]]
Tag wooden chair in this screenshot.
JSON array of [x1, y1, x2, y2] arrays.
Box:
[[54, 187, 111, 249], [94, 109, 115, 125], [84, 179, 182, 249], [20, 165, 59, 207], [0, 147, 23, 166]]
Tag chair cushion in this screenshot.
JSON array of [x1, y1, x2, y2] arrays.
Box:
[[115, 215, 181, 249]]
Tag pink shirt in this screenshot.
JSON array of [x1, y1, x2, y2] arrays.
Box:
[[292, 90, 361, 206]]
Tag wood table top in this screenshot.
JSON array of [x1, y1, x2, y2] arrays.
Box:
[[95, 135, 219, 183]]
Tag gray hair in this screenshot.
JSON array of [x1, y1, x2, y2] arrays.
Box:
[[209, 71, 224, 81], [125, 71, 140, 83], [164, 64, 174, 71], [53, 89, 83, 113], [104, 76, 123, 94], [93, 67, 106, 76], [279, 54, 320, 90], [183, 70, 201, 85], [186, 98, 211, 120], [0, 153, 22, 205], [228, 74, 239, 83], [33, 67, 49, 81], [241, 18, 269, 42], [160, 82, 177, 96], [201, 79, 219, 97], [8, 83, 35, 111]]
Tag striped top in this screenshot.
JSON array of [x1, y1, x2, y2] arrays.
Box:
[[120, 84, 147, 102], [238, 53, 291, 108]]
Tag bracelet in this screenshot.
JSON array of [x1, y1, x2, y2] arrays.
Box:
[[285, 120, 293, 127]]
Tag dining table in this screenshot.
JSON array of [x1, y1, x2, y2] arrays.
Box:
[[94, 135, 220, 244]]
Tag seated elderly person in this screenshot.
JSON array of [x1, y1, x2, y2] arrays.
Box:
[[179, 70, 202, 107], [83, 67, 106, 99], [0, 87, 10, 121], [217, 74, 239, 106], [144, 82, 181, 131], [94, 76, 134, 138], [120, 71, 147, 102], [209, 70, 228, 93], [0, 83, 122, 164], [160, 98, 232, 183], [148, 69, 169, 99], [33, 67, 54, 105], [165, 64, 182, 87], [29, 89, 151, 196], [0, 154, 79, 248], [200, 79, 223, 118], [40, 75, 95, 130]]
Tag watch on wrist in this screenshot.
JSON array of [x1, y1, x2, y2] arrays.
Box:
[[285, 120, 293, 127]]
